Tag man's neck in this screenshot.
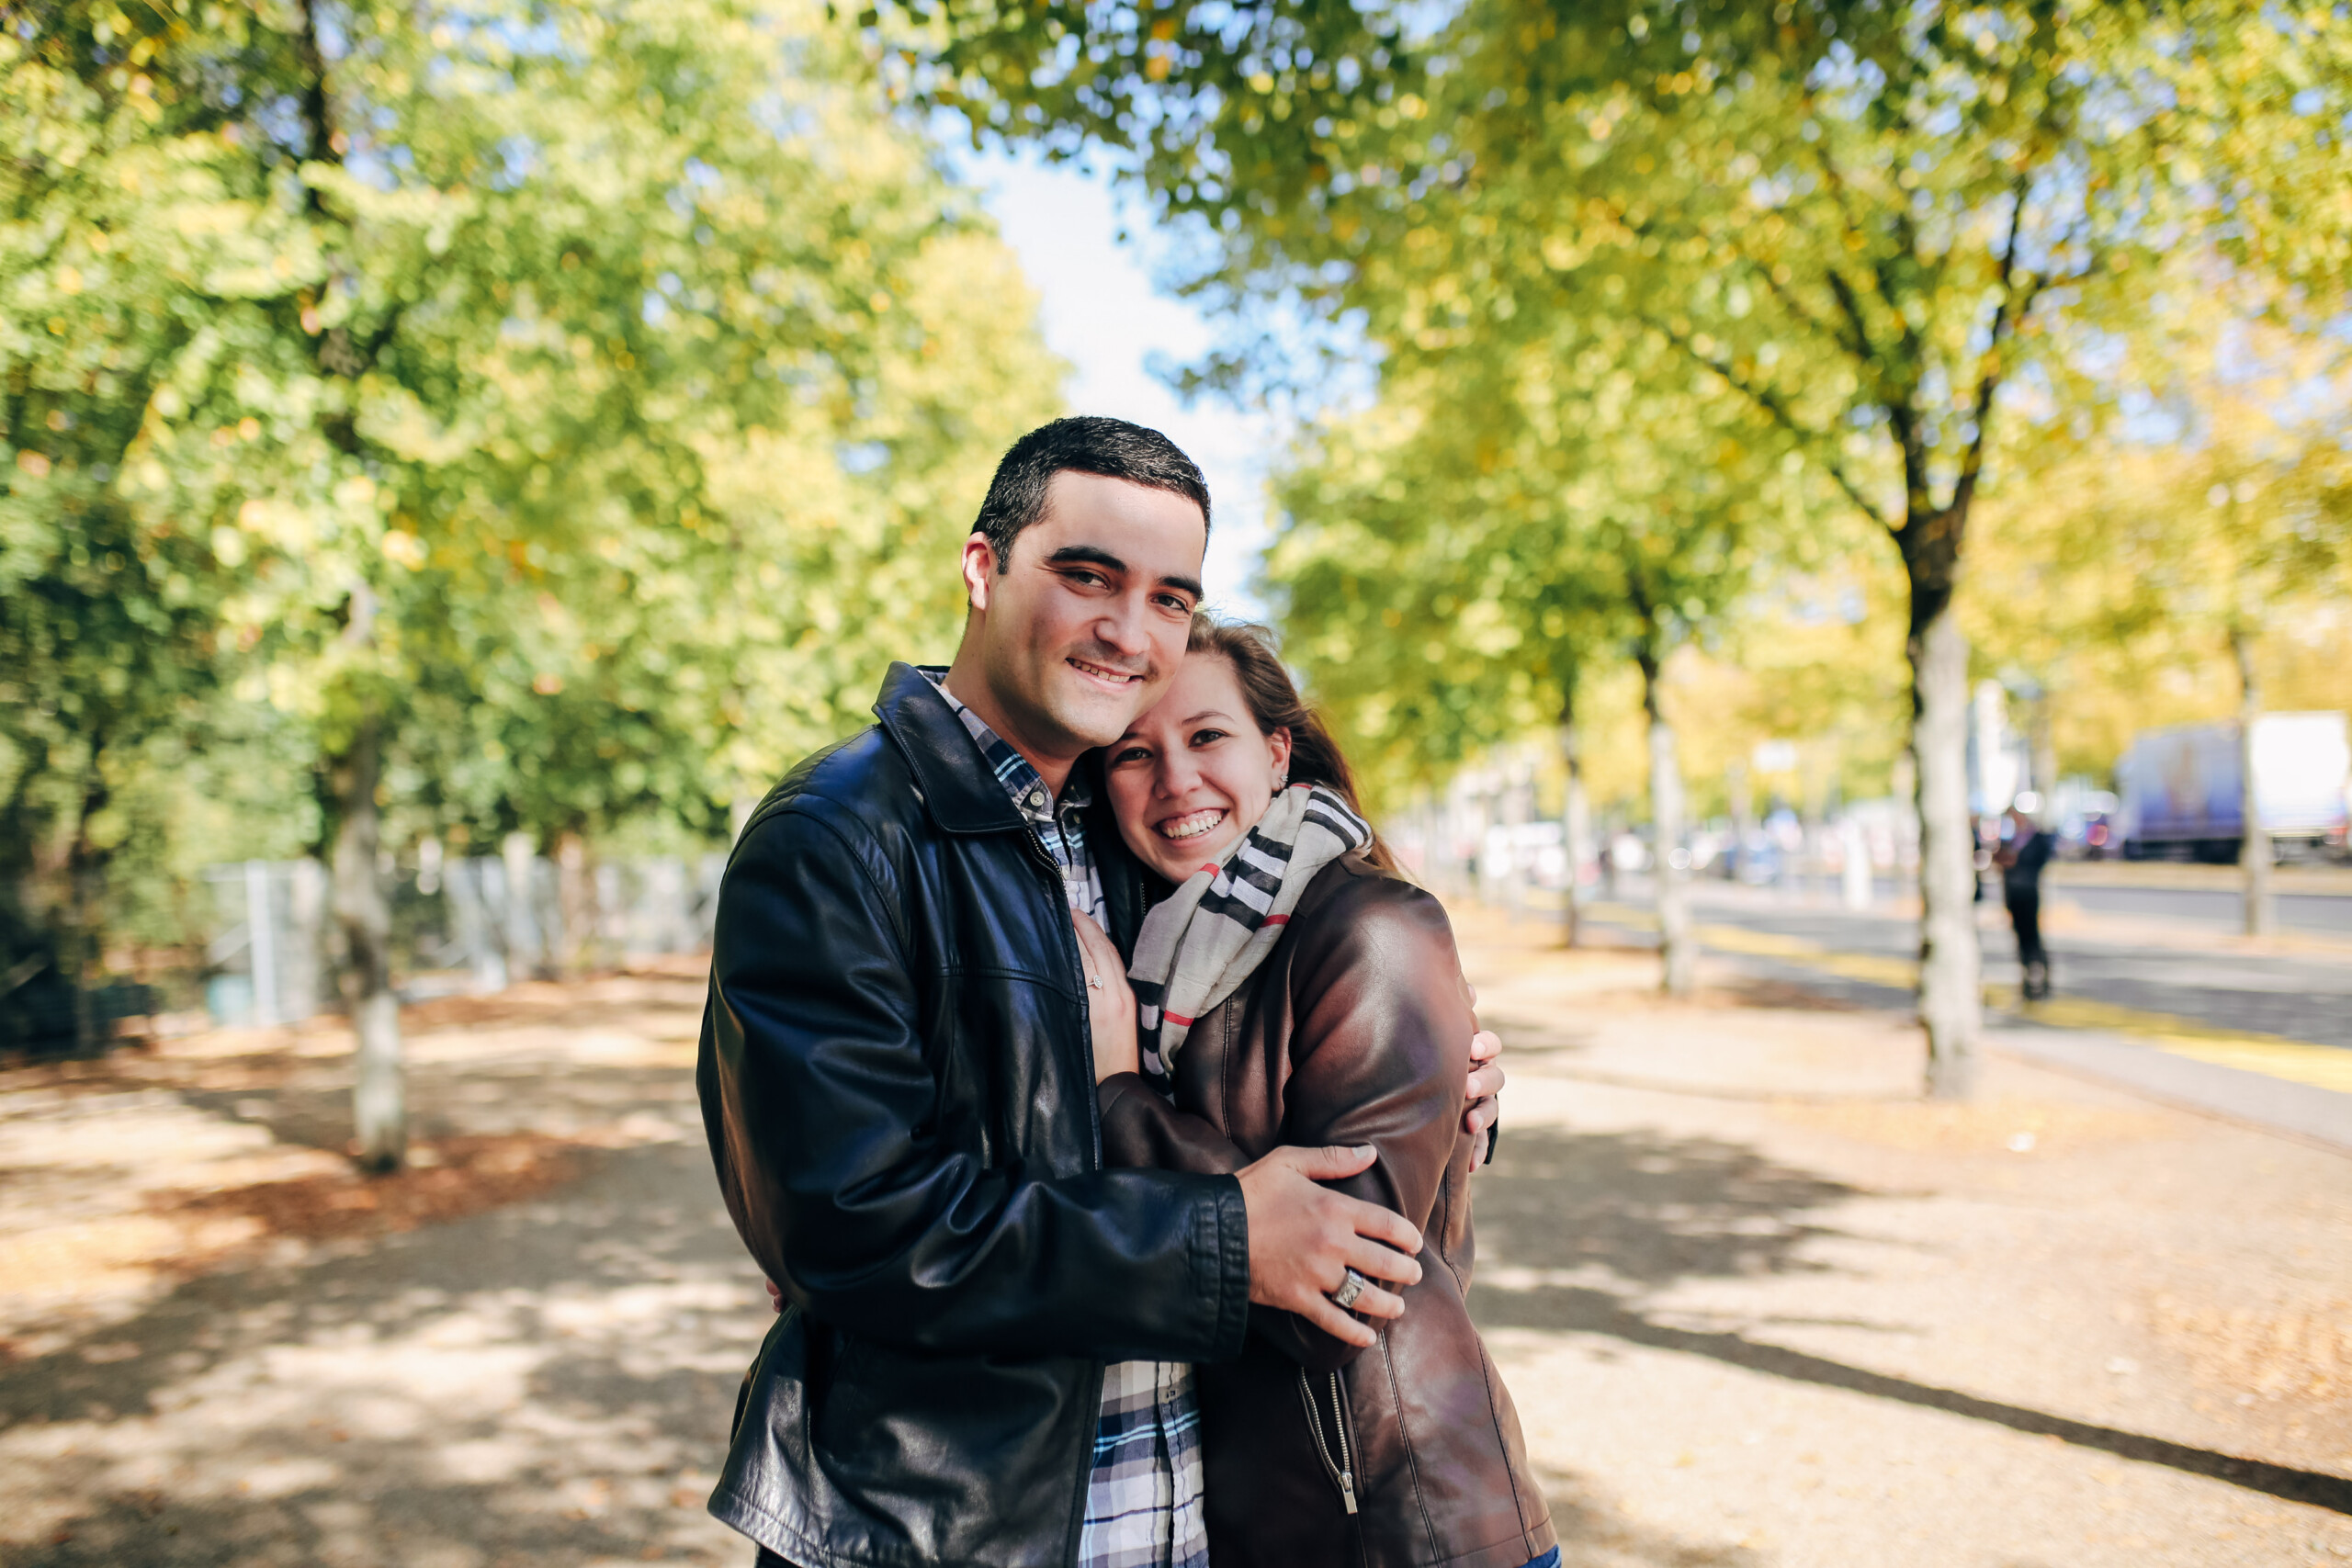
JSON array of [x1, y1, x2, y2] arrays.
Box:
[[938, 657, 1080, 798]]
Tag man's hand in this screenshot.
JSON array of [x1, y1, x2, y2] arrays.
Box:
[[1464, 1027, 1502, 1156], [1238, 1145, 1423, 1348], [1463, 978, 1503, 1162]]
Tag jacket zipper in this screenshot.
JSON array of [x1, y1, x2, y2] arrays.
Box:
[[1297, 1367, 1359, 1516]]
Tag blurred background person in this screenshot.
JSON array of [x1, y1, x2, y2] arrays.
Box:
[[1996, 803, 2054, 1001]]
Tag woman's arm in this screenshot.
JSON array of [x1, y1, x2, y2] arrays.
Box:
[[1260, 874, 1475, 1371], [1079, 910, 1423, 1348], [1099, 871, 1476, 1373]]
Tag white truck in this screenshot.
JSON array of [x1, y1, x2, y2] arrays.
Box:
[[2115, 712, 2351, 863]]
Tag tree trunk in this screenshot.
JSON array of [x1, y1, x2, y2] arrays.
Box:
[[1507, 767, 1534, 918], [2233, 628, 2274, 937], [1909, 596, 1982, 1099], [331, 719, 404, 1172], [66, 863, 101, 1055], [502, 831, 541, 982], [1725, 758, 1753, 885], [62, 758, 113, 1055], [1638, 652, 1696, 998], [556, 830, 597, 978], [1559, 696, 1591, 949]]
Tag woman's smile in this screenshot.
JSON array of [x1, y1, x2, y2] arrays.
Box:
[[1154, 807, 1229, 842]]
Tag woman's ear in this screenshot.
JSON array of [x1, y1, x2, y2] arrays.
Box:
[[1267, 727, 1294, 789]]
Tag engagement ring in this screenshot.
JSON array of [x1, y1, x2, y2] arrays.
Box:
[[1330, 1269, 1369, 1311]]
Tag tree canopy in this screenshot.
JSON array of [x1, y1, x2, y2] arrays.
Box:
[[2, 0, 1062, 1074]]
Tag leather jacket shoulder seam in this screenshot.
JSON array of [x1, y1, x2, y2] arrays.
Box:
[[766, 795, 913, 966]]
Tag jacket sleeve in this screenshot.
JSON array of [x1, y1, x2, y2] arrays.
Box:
[[696, 800, 1251, 1364], [1099, 1074, 1251, 1177], [1100, 874, 1474, 1375]]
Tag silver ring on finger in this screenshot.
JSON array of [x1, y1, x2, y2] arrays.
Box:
[[1329, 1268, 1369, 1312]]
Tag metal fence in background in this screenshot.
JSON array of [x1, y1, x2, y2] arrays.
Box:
[[198, 860, 334, 1029], [200, 846, 726, 1028]]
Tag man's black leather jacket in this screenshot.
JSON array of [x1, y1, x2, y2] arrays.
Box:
[[698, 662, 1251, 1568]]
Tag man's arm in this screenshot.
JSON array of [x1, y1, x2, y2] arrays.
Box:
[[699, 800, 1249, 1364]]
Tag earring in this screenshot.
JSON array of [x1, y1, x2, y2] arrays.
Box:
[[1272, 771, 1290, 790]]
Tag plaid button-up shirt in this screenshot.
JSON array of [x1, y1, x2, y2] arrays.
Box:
[[922, 671, 1208, 1568]]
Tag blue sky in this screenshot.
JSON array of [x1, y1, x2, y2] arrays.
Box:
[[956, 148, 1282, 619]]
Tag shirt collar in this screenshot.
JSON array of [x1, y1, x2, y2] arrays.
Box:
[[918, 668, 1092, 818]]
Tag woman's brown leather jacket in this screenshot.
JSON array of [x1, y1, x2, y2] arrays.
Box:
[[1098, 855, 1555, 1568]]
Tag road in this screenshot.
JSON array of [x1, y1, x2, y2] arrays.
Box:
[[1548, 874, 2352, 1149], [2039, 876, 2352, 938], [1573, 874, 2352, 1049]]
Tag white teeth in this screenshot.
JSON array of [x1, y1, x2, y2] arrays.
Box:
[[1157, 810, 1226, 841], [1070, 659, 1137, 683]]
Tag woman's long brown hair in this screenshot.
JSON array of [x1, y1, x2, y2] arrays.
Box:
[[1187, 617, 1398, 873]]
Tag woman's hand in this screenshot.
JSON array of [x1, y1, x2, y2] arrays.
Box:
[[1071, 910, 1140, 1082]]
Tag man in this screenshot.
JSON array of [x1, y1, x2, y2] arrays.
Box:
[[1996, 803, 2053, 1000], [699, 417, 1502, 1568]]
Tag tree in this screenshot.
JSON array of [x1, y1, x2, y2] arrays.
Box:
[[2, 4, 297, 1047], [1267, 320, 1792, 991], [5, 0, 1061, 1155], [912, 0, 2350, 1094]]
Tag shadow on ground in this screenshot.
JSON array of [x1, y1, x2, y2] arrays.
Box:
[[1536, 1465, 1763, 1568], [2, 1139, 763, 1568], [7, 1040, 2344, 1568], [1468, 1126, 2352, 1517]]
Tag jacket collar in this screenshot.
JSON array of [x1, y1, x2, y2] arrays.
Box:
[[872, 661, 1157, 952], [873, 662, 1030, 836]]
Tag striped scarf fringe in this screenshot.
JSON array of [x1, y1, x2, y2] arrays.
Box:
[[1128, 783, 1370, 1091]]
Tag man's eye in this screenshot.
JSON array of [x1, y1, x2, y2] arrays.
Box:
[[1067, 570, 1107, 588], [1154, 593, 1194, 613]]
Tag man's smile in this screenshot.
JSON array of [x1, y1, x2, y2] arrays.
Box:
[[1068, 655, 1148, 691], [1154, 807, 1228, 842]]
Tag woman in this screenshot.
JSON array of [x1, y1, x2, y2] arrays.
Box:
[[1070, 618, 1556, 1568]]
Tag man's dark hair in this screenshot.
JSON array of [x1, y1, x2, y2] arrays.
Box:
[[971, 416, 1211, 570]]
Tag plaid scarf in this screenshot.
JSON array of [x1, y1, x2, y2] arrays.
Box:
[[1129, 783, 1371, 1089]]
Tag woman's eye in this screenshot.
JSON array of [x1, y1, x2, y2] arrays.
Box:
[[1110, 746, 1150, 765], [1190, 729, 1227, 747]]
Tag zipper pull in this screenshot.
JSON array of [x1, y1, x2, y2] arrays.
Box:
[[1338, 1471, 1358, 1516]]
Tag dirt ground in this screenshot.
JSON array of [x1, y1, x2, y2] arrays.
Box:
[[0, 912, 2346, 1568]]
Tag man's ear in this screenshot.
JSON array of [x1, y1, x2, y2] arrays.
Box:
[[961, 534, 997, 613]]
